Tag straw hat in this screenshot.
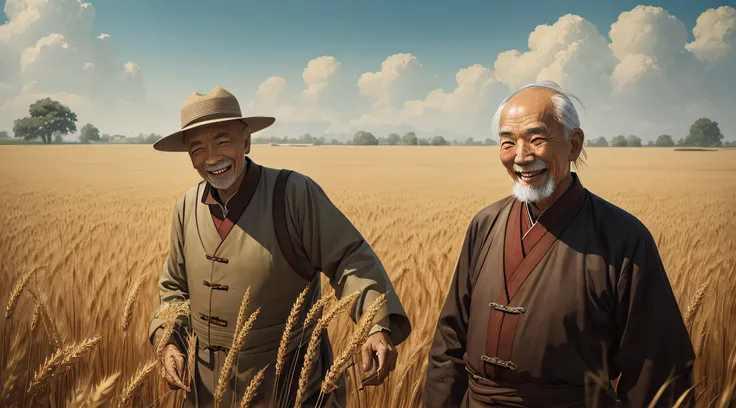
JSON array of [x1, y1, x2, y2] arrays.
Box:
[[153, 86, 275, 152]]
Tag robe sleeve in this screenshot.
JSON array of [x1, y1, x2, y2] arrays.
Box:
[[422, 218, 477, 408], [285, 173, 412, 346], [612, 232, 695, 407], [147, 194, 191, 351]]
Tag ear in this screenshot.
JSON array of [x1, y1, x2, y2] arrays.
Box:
[[242, 128, 251, 154], [568, 128, 584, 162]]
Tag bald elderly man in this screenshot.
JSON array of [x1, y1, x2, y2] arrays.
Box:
[[422, 81, 694, 408]]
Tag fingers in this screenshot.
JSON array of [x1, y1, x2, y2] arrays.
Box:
[[361, 343, 373, 373], [163, 349, 191, 392], [376, 345, 389, 383]]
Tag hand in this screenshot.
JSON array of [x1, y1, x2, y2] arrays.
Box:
[[161, 344, 191, 392], [360, 331, 397, 386]]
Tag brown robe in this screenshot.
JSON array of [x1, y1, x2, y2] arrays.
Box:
[[148, 157, 411, 407], [423, 173, 694, 408]]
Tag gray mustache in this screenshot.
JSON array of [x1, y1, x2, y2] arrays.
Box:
[[203, 159, 233, 172]]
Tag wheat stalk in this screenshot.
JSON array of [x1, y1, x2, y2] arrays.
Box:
[[4, 264, 46, 319], [294, 291, 360, 408], [121, 273, 147, 334], [184, 331, 198, 392], [279, 293, 334, 408], [67, 372, 120, 408], [27, 334, 103, 397], [684, 279, 710, 329], [240, 363, 269, 408], [118, 360, 156, 408], [214, 307, 260, 408], [154, 299, 191, 359], [322, 293, 388, 395]]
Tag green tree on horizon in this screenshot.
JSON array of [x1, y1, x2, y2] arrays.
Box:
[[13, 98, 77, 144]]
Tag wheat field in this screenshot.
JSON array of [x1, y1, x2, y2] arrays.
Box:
[[0, 145, 735, 407]]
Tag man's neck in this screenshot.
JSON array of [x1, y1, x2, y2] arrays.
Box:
[[530, 172, 573, 218]]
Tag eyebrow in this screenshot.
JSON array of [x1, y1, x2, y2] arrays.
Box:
[[499, 125, 549, 139]]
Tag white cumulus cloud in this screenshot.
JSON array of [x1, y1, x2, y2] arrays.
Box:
[[0, 0, 147, 138]]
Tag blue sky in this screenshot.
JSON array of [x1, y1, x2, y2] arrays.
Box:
[[1, 0, 734, 141], [44, 0, 727, 102]]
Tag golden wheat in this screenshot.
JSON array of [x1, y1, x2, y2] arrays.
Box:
[[214, 306, 261, 408], [119, 359, 157, 408], [66, 372, 120, 408], [4, 264, 45, 320], [294, 292, 361, 408], [322, 293, 388, 395], [240, 363, 268, 408], [1, 146, 735, 407], [27, 287, 63, 350], [27, 334, 102, 397], [121, 273, 147, 334]]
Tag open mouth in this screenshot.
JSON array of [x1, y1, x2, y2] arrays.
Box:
[[515, 168, 547, 182], [208, 164, 232, 176]]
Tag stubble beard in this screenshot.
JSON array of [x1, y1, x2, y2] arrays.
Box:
[[203, 158, 242, 190]]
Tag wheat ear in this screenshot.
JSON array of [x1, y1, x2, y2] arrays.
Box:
[[67, 372, 120, 408], [294, 292, 360, 408], [27, 287, 63, 350], [322, 293, 388, 395], [118, 360, 156, 408], [4, 264, 46, 319], [214, 307, 260, 408], [27, 335, 102, 397], [240, 363, 269, 408], [233, 287, 252, 338], [121, 273, 147, 334], [30, 302, 41, 332], [276, 284, 311, 382], [683, 279, 710, 328]]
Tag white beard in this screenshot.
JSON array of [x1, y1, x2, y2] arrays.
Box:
[[512, 160, 557, 203]]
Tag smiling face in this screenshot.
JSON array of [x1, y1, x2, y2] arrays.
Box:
[[186, 120, 250, 191], [498, 88, 584, 208]]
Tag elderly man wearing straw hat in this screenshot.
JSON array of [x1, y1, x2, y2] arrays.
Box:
[[147, 86, 412, 407]]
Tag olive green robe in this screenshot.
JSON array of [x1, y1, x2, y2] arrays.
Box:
[[148, 157, 411, 407]]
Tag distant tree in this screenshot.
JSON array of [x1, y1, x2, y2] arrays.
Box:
[[387, 133, 401, 145], [54, 134, 64, 143], [484, 138, 498, 146], [377, 137, 388, 145], [13, 98, 78, 144], [79, 123, 101, 144], [610, 135, 627, 147], [655, 134, 675, 147], [330, 138, 342, 145], [402, 131, 418, 145], [0, 131, 8, 138], [144, 133, 162, 144], [626, 135, 642, 147], [100, 133, 111, 142], [353, 131, 378, 145], [646, 141, 654, 147], [430, 136, 448, 146], [590, 137, 608, 147], [723, 140, 735, 147], [418, 138, 430, 146], [680, 117, 724, 147]]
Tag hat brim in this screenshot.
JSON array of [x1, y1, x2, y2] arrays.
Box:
[[153, 116, 276, 152]]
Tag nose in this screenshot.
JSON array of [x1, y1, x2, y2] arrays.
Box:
[[514, 140, 534, 165], [204, 149, 220, 166]]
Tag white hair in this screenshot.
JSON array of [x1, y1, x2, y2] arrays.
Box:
[[491, 81, 584, 141]]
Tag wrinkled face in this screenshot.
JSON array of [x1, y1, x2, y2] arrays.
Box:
[[186, 121, 250, 190], [498, 88, 583, 203]]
